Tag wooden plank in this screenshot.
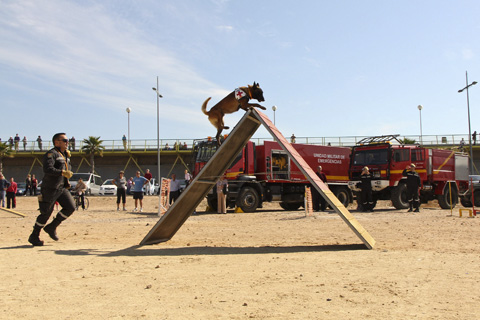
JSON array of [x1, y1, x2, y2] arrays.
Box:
[[140, 110, 262, 245], [251, 108, 376, 249]]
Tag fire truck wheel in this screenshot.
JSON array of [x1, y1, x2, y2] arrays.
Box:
[[391, 183, 409, 209], [237, 187, 260, 213], [279, 202, 301, 211], [460, 197, 472, 207], [474, 190, 480, 207], [438, 184, 458, 209], [333, 188, 350, 207]]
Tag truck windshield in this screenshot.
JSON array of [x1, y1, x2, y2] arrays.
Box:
[[195, 141, 242, 166], [353, 149, 388, 165]]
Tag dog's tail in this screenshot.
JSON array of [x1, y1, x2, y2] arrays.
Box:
[[201, 97, 211, 115]]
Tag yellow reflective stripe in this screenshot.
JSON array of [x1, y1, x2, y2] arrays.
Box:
[[326, 175, 349, 181], [225, 171, 242, 178]]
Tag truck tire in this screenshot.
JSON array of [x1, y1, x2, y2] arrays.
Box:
[[332, 187, 350, 207], [279, 202, 301, 211], [391, 183, 409, 209], [474, 190, 480, 207], [460, 197, 472, 207], [237, 187, 260, 213], [438, 183, 458, 209]]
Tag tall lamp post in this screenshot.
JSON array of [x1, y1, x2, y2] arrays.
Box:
[[272, 105, 277, 126], [152, 77, 163, 194], [126, 107, 131, 151], [458, 71, 477, 175], [417, 105, 423, 145]]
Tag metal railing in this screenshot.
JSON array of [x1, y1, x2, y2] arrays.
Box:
[[3, 134, 474, 153]]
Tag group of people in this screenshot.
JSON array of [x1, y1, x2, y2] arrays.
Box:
[[358, 164, 420, 212], [1, 134, 76, 152], [0, 173, 40, 209]]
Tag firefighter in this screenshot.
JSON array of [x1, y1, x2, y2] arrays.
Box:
[[403, 163, 421, 212], [312, 166, 328, 211], [359, 166, 374, 212], [28, 133, 75, 246]]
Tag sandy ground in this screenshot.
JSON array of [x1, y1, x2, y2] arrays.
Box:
[[1, 195, 479, 320]]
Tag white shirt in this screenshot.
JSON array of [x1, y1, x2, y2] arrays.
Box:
[[170, 179, 181, 192]]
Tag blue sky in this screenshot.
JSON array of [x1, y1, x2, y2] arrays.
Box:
[[1, 0, 479, 143]]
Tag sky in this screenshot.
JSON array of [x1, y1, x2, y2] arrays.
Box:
[[1, 0, 479, 144]]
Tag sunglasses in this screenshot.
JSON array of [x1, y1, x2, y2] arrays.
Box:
[[59, 138, 69, 142]]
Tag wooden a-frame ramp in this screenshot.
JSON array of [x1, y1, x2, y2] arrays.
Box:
[[140, 108, 376, 249]]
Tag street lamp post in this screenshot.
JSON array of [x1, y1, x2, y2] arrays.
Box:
[[272, 105, 277, 126], [458, 71, 477, 175], [417, 105, 423, 145], [152, 78, 163, 195], [126, 107, 131, 151]]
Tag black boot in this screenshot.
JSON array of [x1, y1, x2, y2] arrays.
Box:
[[407, 202, 413, 212], [414, 201, 420, 212], [44, 218, 62, 241], [28, 226, 44, 246]]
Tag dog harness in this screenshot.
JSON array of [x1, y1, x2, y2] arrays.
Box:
[[235, 88, 247, 100]]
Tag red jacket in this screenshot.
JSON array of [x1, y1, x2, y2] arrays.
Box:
[[6, 182, 17, 193]]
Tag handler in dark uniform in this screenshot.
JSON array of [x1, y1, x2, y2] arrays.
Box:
[[28, 133, 75, 246], [360, 166, 374, 212], [403, 163, 421, 212], [312, 166, 328, 211]]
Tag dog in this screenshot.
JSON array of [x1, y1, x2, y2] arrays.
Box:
[[201, 82, 266, 145]]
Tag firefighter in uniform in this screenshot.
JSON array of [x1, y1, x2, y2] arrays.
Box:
[[359, 166, 374, 212], [403, 163, 421, 212], [312, 166, 328, 211], [28, 133, 75, 246]]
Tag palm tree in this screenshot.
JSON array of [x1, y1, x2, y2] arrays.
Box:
[[0, 142, 14, 173], [401, 138, 416, 145], [81, 136, 105, 173]]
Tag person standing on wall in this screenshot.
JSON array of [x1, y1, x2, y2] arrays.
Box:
[[28, 133, 75, 247]]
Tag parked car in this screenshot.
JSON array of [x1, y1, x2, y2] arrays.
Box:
[[16, 182, 27, 196], [460, 175, 480, 207], [69, 173, 103, 195], [143, 178, 160, 195], [99, 179, 117, 196]]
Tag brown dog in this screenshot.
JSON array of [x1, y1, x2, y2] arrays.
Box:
[[201, 82, 266, 145]]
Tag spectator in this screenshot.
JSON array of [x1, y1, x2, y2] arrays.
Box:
[[473, 131, 477, 145], [69, 136, 76, 151], [164, 143, 169, 150], [126, 177, 133, 195], [25, 174, 33, 196], [112, 171, 127, 211], [31, 174, 38, 195], [216, 176, 228, 214], [0, 173, 10, 207], [290, 134, 296, 143], [169, 173, 181, 204], [14, 134, 20, 151], [122, 135, 127, 150], [183, 142, 188, 149], [184, 169, 192, 187], [37, 136, 42, 151], [6, 177, 17, 209], [144, 169, 153, 195], [73, 178, 87, 210], [132, 171, 148, 212], [312, 166, 328, 212], [8, 136, 13, 148], [22, 136, 27, 151], [460, 138, 465, 152]]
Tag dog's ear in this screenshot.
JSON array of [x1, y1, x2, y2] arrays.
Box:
[[253, 81, 257, 87]]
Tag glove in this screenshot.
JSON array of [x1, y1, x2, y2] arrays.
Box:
[[62, 170, 73, 179]]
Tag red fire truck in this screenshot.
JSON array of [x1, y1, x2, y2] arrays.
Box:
[[348, 135, 469, 209], [192, 139, 352, 212]]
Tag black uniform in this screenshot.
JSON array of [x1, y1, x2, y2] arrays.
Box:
[[29, 147, 75, 246], [312, 171, 328, 211], [403, 169, 421, 211], [360, 172, 374, 212]]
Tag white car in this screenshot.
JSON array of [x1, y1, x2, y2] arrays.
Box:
[[99, 179, 117, 196]]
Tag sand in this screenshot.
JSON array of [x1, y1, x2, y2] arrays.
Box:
[[1, 196, 479, 319]]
